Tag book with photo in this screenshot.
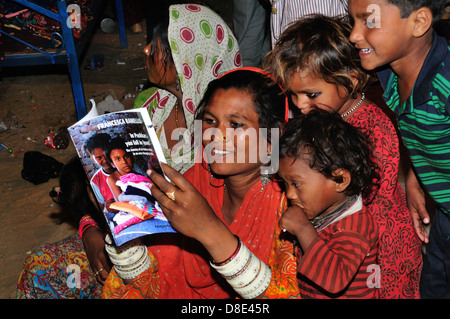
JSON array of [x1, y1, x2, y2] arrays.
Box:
[[68, 100, 176, 246]]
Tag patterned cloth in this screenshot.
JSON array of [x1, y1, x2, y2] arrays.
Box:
[[263, 193, 300, 299], [348, 103, 423, 298], [16, 234, 102, 299], [102, 163, 300, 299], [135, 4, 242, 174]]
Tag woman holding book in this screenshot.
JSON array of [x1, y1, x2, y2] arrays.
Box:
[[16, 2, 241, 299], [102, 68, 300, 299]]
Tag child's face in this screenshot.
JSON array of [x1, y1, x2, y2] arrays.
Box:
[[109, 149, 133, 174], [202, 88, 269, 177], [278, 156, 347, 220], [288, 71, 352, 116], [348, 0, 415, 71]]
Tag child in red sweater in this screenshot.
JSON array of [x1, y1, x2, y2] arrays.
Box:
[[278, 109, 380, 298]]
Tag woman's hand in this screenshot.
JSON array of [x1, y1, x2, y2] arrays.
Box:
[[405, 168, 430, 243], [147, 163, 238, 262], [82, 226, 111, 285]]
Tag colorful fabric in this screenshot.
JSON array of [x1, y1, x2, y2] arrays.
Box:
[[90, 168, 114, 205], [110, 172, 166, 233], [297, 205, 379, 299], [348, 103, 423, 298], [102, 162, 299, 299], [378, 33, 450, 215], [16, 234, 102, 299], [263, 193, 301, 299], [102, 251, 161, 299], [134, 4, 242, 174]]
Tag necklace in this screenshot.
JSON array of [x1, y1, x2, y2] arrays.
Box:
[[311, 195, 359, 230], [174, 100, 180, 128], [340, 93, 365, 118]]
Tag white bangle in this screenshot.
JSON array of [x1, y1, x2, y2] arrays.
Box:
[[234, 260, 271, 299], [211, 240, 250, 277], [210, 240, 272, 299], [115, 251, 151, 280], [106, 245, 147, 266], [226, 252, 259, 288], [105, 236, 151, 280]]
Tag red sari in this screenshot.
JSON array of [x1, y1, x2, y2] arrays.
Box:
[[102, 163, 292, 299]]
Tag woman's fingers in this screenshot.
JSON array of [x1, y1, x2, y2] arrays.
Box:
[[160, 163, 194, 192], [147, 163, 184, 210], [147, 165, 175, 193], [148, 180, 174, 210]]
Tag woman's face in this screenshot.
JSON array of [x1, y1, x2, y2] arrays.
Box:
[[109, 149, 133, 174], [143, 40, 177, 88], [201, 88, 270, 177]]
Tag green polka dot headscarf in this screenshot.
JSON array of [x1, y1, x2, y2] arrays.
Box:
[[138, 4, 241, 174]]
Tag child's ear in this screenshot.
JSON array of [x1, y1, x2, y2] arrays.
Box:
[[332, 168, 351, 193], [410, 7, 433, 38]]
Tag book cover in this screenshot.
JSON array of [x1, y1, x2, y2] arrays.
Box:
[[68, 100, 176, 246]]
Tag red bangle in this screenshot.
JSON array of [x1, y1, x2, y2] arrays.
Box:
[[78, 215, 99, 239], [211, 235, 241, 266]]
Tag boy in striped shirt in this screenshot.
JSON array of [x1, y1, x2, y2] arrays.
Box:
[[348, 0, 449, 298], [278, 110, 380, 298]]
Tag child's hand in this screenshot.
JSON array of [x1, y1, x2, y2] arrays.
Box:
[[279, 205, 309, 237], [279, 205, 319, 251]]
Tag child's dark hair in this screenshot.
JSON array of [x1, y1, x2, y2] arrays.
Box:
[[85, 132, 111, 155], [105, 137, 131, 164], [195, 69, 286, 144], [386, 0, 447, 24], [50, 157, 107, 231], [265, 14, 369, 100], [280, 109, 379, 200]]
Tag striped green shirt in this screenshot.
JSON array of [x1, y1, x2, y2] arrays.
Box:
[[378, 33, 450, 214]]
